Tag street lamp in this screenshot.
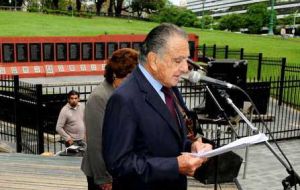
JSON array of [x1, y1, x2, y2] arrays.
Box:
[[268, 0, 275, 35], [201, 0, 206, 29], [292, 10, 298, 37], [9, 0, 12, 10]]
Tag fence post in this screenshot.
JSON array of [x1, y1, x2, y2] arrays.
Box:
[[202, 44, 206, 61], [13, 75, 22, 153], [213, 44, 216, 59], [36, 84, 44, 154], [225, 45, 229, 59], [278, 58, 286, 106], [257, 53, 263, 81], [240, 48, 244, 60]]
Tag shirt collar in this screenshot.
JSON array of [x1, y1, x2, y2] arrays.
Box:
[[138, 64, 163, 93], [138, 64, 165, 102]]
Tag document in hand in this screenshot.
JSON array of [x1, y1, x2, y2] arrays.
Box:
[[189, 133, 268, 158]]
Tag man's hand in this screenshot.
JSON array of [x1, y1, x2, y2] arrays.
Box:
[[177, 154, 206, 176], [191, 139, 212, 154], [66, 139, 74, 147], [100, 183, 112, 190]]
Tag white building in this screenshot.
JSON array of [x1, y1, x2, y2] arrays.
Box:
[[186, 0, 300, 19]]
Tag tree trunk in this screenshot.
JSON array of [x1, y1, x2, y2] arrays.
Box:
[[115, 0, 123, 16], [108, 0, 114, 16], [53, 0, 59, 9], [95, 0, 104, 16], [76, 0, 81, 12]]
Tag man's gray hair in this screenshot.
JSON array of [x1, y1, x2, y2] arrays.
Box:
[[138, 23, 188, 65]]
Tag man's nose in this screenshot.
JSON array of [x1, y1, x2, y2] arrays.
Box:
[[179, 59, 189, 73]]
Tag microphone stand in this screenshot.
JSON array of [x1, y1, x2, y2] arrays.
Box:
[[205, 85, 240, 190], [221, 91, 300, 190]]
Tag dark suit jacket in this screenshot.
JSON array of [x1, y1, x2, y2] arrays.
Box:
[[102, 67, 192, 190]]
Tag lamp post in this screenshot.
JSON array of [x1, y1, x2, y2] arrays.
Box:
[[14, 0, 16, 10], [201, 0, 206, 29], [9, 0, 12, 10], [268, 0, 275, 35], [293, 10, 298, 37]]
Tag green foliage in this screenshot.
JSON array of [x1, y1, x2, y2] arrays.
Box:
[[198, 15, 213, 29], [278, 14, 295, 26], [244, 3, 269, 34], [218, 14, 244, 31], [149, 6, 198, 27], [128, 0, 167, 17]]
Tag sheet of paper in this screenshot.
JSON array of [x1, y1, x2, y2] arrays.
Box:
[[189, 133, 268, 158]]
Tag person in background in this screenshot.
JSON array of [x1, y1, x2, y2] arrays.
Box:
[[102, 23, 212, 190], [56, 90, 85, 148], [81, 48, 138, 190]]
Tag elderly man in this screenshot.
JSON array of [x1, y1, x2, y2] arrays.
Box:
[[102, 23, 212, 190]]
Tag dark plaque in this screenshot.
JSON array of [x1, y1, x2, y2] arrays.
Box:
[[120, 42, 131, 49], [43, 43, 54, 61], [82, 43, 92, 60], [95, 43, 105, 60], [16, 44, 28, 62], [56, 43, 67, 61], [69, 43, 80, 61], [107, 43, 118, 58], [2, 44, 14, 62], [30, 43, 41, 62], [132, 42, 142, 51]]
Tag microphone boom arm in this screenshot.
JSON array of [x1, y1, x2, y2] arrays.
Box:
[[223, 94, 300, 189]]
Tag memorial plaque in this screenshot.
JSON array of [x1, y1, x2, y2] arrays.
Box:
[[43, 43, 54, 61], [120, 42, 130, 49], [69, 43, 80, 61], [30, 43, 41, 62], [132, 42, 142, 51], [58, 65, 64, 72], [56, 43, 67, 61], [2, 44, 14, 62], [82, 43, 92, 60], [34, 66, 41, 73], [107, 43, 118, 58], [16, 44, 28, 62], [95, 43, 105, 60]]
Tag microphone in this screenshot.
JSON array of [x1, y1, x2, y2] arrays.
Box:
[[188, 70, 238, 89], [187, 58, 206, 71]]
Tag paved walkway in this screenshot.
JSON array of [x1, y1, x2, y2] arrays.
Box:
[[236, 138, 300, 190], [0, 138, 299, 190]]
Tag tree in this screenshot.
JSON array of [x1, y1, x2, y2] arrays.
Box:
[[150, 5, 198, 27], [95, 0, 104, 16], [199, 15, 214, 29], [131, 0, 166, 18], [52, 0, 58, 9], [218, 14, 244, 31], [244, 3, 269, 34], [108, 0, 124, 16], [76, 0, 81, 12]]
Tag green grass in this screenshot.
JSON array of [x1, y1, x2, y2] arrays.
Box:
[[1, 11, 300, 65]]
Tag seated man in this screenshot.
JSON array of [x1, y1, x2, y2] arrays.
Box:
[[56, 90, 85, 148]]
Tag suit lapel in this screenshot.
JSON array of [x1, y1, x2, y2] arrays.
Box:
[[133, 67, 182, 140]]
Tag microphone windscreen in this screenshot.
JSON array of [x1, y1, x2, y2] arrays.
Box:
[[188, 71, 201, 83]]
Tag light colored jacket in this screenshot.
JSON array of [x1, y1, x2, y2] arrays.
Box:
[[81, 80, 113, 185]]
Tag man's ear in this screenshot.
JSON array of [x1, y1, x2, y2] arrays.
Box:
[[147, 52, 158, 71]]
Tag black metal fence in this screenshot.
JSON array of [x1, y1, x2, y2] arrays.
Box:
[[1, 73, 300, 154], [199, 44, 299, 80]]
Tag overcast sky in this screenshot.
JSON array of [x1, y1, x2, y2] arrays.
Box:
[[169, 0, 180, 5]]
